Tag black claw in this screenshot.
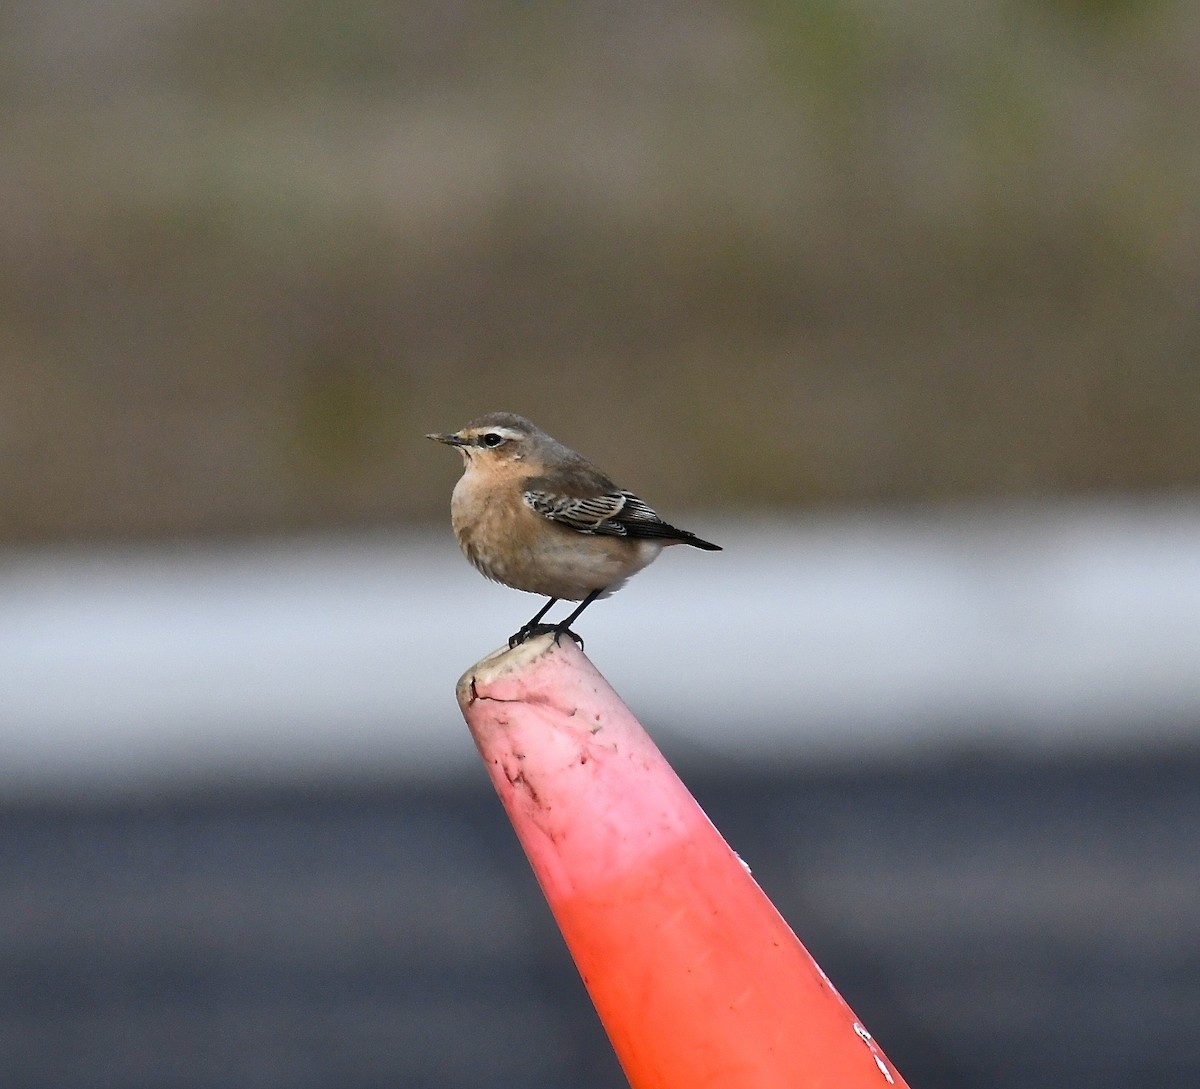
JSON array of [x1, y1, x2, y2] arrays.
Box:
[[507, 623, 584, 650], [507, 622, 547, 648], [551, 626, 584, 650]]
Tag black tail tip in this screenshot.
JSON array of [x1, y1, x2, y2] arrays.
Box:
[[688, 536, 722, 551]]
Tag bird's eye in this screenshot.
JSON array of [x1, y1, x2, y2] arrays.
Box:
[[481, 432, 504, 448]]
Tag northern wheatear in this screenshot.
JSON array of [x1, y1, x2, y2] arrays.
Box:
[[428, 412, 721, 646]]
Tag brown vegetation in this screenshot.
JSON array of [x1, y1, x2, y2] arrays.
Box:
[[2, 1, 1197, 543]]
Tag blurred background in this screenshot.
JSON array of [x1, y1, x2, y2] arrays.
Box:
[[2, 1, 1199, 1086]]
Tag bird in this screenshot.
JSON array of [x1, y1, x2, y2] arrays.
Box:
[[427, 412, 721, 647]]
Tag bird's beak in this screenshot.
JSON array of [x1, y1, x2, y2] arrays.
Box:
[[426, 431, 468, 447]]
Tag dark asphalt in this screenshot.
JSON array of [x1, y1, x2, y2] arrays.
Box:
[[1, 746, 1196, 1088]]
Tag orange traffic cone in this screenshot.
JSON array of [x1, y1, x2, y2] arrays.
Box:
[[457, 634, 909, 1089]]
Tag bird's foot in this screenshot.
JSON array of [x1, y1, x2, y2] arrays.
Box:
[[507, 621, 540, 649], [550, 624, 585, 650], [508, 623, 584, 650]]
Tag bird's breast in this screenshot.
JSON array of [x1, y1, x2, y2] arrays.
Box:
[[449, 471, 662, 600]]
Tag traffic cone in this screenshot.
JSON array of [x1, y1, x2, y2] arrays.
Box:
[[457, 634, 909, 1089]]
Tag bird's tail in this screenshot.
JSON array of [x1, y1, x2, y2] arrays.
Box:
[[628, 519, 722, 550]]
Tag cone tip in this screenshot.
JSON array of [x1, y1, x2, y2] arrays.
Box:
[[456, 632, 568, 711]]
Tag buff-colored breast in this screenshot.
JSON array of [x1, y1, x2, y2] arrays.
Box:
[[450, 468, 662, 600]]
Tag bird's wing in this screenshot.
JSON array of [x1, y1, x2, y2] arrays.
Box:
[[523, 489, 630, 535], [523, 487, 686, 540]]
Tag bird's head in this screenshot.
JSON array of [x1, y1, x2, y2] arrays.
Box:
[[426, 412, 540, 467]]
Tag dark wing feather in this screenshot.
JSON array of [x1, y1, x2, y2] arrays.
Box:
[[523, 490, 629, 534], [523, 486, 721, 549]]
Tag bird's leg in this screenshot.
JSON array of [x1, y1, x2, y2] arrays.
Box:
[[508, 598, 559, 648], [545, 588, 602, 648], [509, 589, 603, 650]]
